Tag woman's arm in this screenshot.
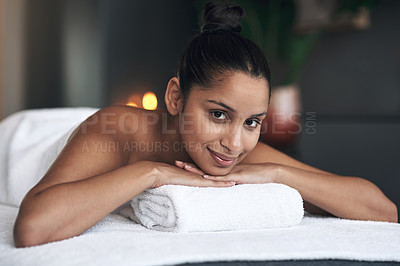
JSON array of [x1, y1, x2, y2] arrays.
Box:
[[278, 164, 397, 222], [238, 142, 397, 222], [14, 160, 156, 247], [14, 108, 233, 247], [13, 108, 156, 247]]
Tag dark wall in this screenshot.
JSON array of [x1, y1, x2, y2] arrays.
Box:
[[25, 0, 63, 108], [103, 0, 199, 107], [297, 0, 400, 218], [300, 0, 400, 116], [23, 0, 199, 109]]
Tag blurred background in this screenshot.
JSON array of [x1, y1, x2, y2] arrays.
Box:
[[0, 0, 399, 220]]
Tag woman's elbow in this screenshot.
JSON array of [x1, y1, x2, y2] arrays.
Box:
[[375, 199, 398, 223], [364, 179, 398, 223], [13, 215, 48, 248], [386, 201, 398, 223]]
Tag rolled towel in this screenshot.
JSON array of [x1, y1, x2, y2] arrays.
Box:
[[131, 183, 304, 232]]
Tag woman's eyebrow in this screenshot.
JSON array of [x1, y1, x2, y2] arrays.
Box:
[[251, 112, 267, 117], [207, 100, 235, 112], [207, 100, 267, 117]]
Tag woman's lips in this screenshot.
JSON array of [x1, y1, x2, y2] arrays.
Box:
[[207, 148, 236, 167]]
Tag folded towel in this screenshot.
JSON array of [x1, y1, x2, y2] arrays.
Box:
[[131, 183, 304, 232]]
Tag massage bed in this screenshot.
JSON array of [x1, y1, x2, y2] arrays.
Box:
[[0, 108, 399, 266]]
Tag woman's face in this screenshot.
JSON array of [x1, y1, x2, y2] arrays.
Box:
[[179, 71, 269, 175]]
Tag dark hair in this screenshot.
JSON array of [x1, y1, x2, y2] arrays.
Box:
[[176, 1, 271, 103]]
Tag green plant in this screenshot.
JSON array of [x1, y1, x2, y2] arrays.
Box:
[[237, 0, 322, 87]]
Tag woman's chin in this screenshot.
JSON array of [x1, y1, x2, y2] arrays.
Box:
[[202, 166, 233, 176]]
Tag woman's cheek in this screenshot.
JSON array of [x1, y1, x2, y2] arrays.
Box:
[[244, 131, 260, 153], [201, 117, 223, 136], [191, 113, 209, 135]]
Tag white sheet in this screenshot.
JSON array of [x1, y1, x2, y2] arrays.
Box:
[[1, 108, 399, 265], [1, 204, 399, 266]]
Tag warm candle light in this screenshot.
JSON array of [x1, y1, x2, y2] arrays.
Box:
[[142, 92, 158, 110]]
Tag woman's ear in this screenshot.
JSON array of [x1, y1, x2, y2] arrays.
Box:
[[165, 77, 184, 116]]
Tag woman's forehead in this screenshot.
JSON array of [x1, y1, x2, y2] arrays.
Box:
[[190, 72, 269, 112]]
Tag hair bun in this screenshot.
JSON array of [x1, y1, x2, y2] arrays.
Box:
[[201, 2, 245, 34]]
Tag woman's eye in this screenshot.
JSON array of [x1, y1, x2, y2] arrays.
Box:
[[211, 111, 227, 120], [245, 119, 260, 129]]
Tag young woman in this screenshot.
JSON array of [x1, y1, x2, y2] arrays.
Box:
[[13, 2, 397, 247]]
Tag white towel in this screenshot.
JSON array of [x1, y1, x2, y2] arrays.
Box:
[[131, 183, 304, 232], [1, 204, 400, 266], [0, 107, 98, 206]]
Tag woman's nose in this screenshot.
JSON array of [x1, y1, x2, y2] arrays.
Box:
[[220, 125, 242, 153]]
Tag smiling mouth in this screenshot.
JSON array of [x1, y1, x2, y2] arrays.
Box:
[[207, 147, 237, 167]]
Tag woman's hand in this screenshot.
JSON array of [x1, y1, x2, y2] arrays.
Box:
[[174, 160, 207, 175], [177, 161, 282, 185], [149, 161, 236, 188]]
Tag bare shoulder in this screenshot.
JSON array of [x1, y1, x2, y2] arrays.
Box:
[[242, 141, 334, 175], [86, 105, 146, 138], [91, 105, 162, 137]]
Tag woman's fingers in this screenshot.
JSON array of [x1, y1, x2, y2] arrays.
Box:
[[192, 173, 236, 187], [175, 161, 205, 175], [203, 174, 240, 184], [175, 161, 238, 185], [198, 178, 236, 187], [184, 164, 205, 175], [203, 174, 229, 181], [164, 162, 235, 187], [170, 172, 235, 187], [175, 160, 185, 168]]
